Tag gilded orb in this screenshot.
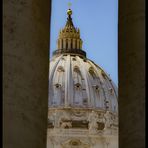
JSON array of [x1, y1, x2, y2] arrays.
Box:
[[67, 9, 72, 16]]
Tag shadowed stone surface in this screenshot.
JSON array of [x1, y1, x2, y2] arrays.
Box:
[[118, 0, 145, 148], [3, 0, 51, 148]]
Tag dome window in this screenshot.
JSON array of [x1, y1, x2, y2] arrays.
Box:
[[73, 66, 82, 77], [55, 83, 61, 88], [74, 66, 79, 70], [75, 83, 81, 89], [109, 88, 113, 94], [83, 99, 87, 105], [72, 57, 76, 61], [57, 66, 65, 72], [93, 85, 99, 91], [69, 140, 81, 146], [105, 100, 109, 103], [101, 71, 106, 79], [89, 67, 97, 79]]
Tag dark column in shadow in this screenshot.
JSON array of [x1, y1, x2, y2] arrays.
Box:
[[118, 0, 145, 147], [3, 0, 51, 148]]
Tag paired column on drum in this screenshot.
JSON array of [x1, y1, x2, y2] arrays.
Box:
[[57, 38, 83, 50], [57, 39, 63, 49]]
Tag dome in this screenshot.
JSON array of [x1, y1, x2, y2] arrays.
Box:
[[49, 54, 118, 113], [48, 8, 118, 114], [47, 8, 118, 148]]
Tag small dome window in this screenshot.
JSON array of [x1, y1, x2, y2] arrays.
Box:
[[89, 67, 97, 79], [101, 71, 106, 79], [74, 66, 79, 70], [93, 85, 99, 91], [72, 57, 76, 61], [54, 83, 61, 88], [74, 83, 81, 89], [105, 100, 109, 103], [73, 66, 82, 76], [57, 66, 65, 72], [71, 141, 79, 146], [109, 88, 113, 94], [69, 140, 81, 146], [83, 98, 87, 104]]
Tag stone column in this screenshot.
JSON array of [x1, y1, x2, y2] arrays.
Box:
[[73, 38, 76, 49], [61, 39, 63, 49], [3, 0, 51, 148], [80, 40, 83, 49], [77, 39, 80, 49], [57, 39, 59, 49], [59, 39, 62, 49], [118, 0, 145, 148], [68, 38, 71, 49], [63, 38, 66, 49]]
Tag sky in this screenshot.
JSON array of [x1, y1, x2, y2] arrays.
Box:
[[50, 0, 118, 85]]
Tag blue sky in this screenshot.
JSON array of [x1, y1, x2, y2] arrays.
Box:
[[50, 0, 118, 85]]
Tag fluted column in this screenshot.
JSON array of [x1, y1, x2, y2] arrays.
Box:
[[73, 39, 76, 49], [80, 40, 83, 49], [68, 38, 71, 49], [63, 39, 66, 49], [58, 39, 60, 49], [57, 39, 61, 49], [77, 39, 80, 49], [57, 39, 59, 49]]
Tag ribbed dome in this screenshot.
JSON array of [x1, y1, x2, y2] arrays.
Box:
[[47, 9, 118, 148], [49, 54, 118, 113]]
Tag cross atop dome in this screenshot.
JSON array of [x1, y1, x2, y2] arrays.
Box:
[[67, 2, 72, 16]]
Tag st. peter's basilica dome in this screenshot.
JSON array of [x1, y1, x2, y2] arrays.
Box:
[[47, 8, 118, 148], [48, 9, 118, 113]]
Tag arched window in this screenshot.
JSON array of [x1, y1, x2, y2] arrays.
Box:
[[89, 67, 97, 79], [101, 70, 106, 79], [52, 66, 65, 106], [57, 66, 65, 72], [73, 66, 83, 83]]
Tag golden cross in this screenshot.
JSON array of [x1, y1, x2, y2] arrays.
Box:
[[68, 2, 72, 9]]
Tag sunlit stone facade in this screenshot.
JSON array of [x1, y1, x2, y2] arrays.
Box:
[[47, 8, 118, 148]]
